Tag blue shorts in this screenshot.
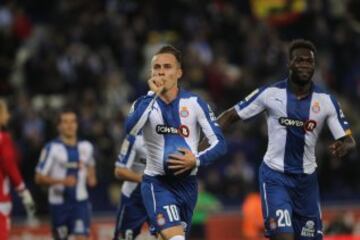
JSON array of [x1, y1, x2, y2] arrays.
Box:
[[114, 185, 148, 239], [259, 163, 323, 240], [50, 200, 91, 239], [141, 175, 198, 236]]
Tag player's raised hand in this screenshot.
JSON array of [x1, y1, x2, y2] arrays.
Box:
[[148, 76, 165, 96], [167, 148, 197, 175]]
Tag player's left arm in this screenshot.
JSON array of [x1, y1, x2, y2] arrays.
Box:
[[168, 99, 227, 175], [327, 96, 357, 158], [86, 143, 97, 187]]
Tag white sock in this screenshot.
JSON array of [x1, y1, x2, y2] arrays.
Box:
[[168, 236, 185, 240]]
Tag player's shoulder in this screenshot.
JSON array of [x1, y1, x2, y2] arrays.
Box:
[[312, 84, 338, 104], [179, 89, 208, 105], [44, 138, 62, 148], [78, 139, 94, 150]]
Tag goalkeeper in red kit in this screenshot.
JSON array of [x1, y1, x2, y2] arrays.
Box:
[[0, 99, 35, 239]]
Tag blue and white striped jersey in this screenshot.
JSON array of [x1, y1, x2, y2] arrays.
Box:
[[235, 80, 351, 174], [36, 139, 95, 204], [125, 89, 226, 176], [115, 134, 146, 197]]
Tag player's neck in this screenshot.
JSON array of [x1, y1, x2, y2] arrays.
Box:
[[60, 135, 77, 146], [288, 79, 312, 99], [159, 86, 179, 104]]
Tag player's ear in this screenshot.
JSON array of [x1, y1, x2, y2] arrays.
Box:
[[177, 68, 183, 79]]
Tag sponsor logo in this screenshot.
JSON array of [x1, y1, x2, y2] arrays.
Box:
[[278, 117, 317, 132], [179, 106, 189, 118], [157, 213, 166, 226], [301, 220, 315, 237], [311, 101, 320, 113], [63, 161, 84, 169], [156, 125, 190, 137]]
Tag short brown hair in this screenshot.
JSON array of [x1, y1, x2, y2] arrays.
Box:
[[56, 108, 77, 125], [155, 45, 182, 68]]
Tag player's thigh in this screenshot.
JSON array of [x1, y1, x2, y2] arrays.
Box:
[[291, 173, 322, 240], [0, 212, 10, 240], [141, 176, 184, 235], [69, 201, 91, 237], [50, 204, 70, 239], [259, 163, 294, 236]]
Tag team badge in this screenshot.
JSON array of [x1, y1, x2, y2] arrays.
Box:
[[157, 213, 166, 226], [269, 218, 277, 230], [311, 101, 320, 113], [180, 106, 189, 118]]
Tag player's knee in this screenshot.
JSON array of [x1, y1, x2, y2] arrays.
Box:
[[168, 236, 185, 240]]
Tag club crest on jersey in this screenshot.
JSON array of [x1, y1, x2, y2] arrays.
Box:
[[179, 106, 189, 118], [279, 117, 317, 132], [156, 124, 190, 137], [157, 213, 166, 226], [311, 101, 320, 113], [268, 218, 277, 230]]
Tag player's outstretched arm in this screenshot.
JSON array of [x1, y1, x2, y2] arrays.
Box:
[[217, 107, 241, 130], [329, 135, 356, 159]]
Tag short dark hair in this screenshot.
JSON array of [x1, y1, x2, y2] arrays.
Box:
[[289, 39, 317, 59], [56, 108, 77, 124], [155, 45, 182, 68]]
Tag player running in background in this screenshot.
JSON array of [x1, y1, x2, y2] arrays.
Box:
[[0, 99, 35, 240], [215, 39, 356, 240], [113, 134, 154, 240], [35, 109, 97, 240], [125, 45, 227, 240]]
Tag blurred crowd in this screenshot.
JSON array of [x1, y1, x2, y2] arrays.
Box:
[[1, 0, 360, 215]]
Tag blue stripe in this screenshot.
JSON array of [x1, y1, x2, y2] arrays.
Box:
[[156, 92, 191, 175], [37, 143, 52, 171], [116, 134, 136, 166], [65, 143, 79, 201], [329, 95, 350, 131], [125, 95, 155, 134], [284, 87, 312, 173]]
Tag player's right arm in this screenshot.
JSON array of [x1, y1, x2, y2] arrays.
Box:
[[218, 87, 268, 129], [34, 144, 76, 187], [199, 87, 268, 150], [114, 135, 143, 183]]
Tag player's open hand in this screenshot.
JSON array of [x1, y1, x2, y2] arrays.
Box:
[[167, 148, 196, 175], [329, 140, 348, 158], [148, 77, 165, 95], [63, 175, 77, 187]]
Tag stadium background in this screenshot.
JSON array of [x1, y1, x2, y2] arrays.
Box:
[[1, 0, 360, 239]]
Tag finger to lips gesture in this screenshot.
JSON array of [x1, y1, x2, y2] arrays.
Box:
[[148, 76, 165, 95]]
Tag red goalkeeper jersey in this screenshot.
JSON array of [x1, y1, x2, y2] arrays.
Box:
[[0, 130, 24, 203]]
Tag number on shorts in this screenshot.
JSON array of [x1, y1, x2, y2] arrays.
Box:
[[163, 205, 180, 222], [276, 209, 291, 227]]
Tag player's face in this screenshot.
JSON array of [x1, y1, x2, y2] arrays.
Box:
[[289, 48, 315, 85], [58, 112, 78, 138], [0, 102, 10, 127], [151, 53, 182, 93]]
